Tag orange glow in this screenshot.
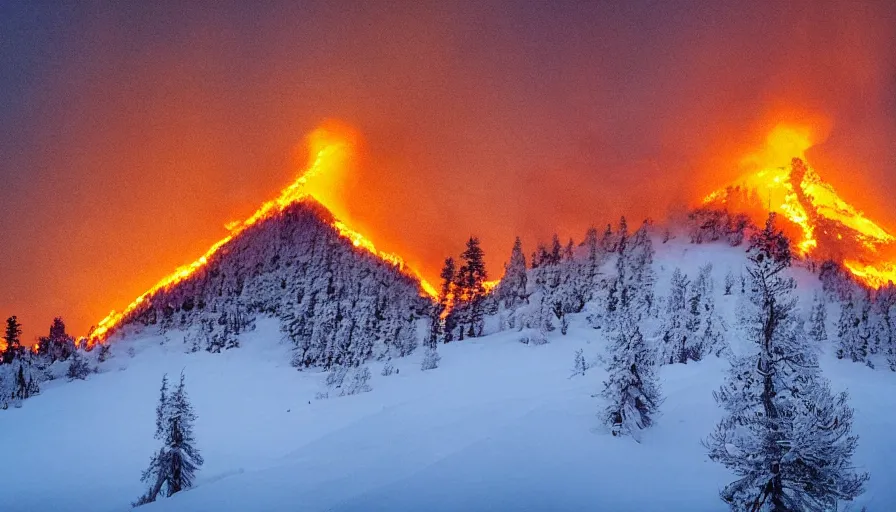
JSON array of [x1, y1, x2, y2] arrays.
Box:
[[702, 123, 896, 288], [89, 124, 436, 345]]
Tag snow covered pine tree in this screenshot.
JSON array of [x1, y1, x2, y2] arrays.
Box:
[[601, 309, 661, 442], [134, 373, 203, 507], [705, 214, 868, 511]]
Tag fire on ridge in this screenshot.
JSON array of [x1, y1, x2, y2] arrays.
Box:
[[89, 124, 438, 346], [702, 124, 896, 288]]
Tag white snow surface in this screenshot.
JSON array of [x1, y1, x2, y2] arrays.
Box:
[[3, 239, 895, 511]]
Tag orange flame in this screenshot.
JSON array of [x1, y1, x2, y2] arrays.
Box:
[[90, 124, 436, 345], [702, 123, 896, 287]]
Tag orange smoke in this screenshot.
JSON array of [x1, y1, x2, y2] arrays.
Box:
[[90, 123, 436, 345], [702, 123, 896, 287]]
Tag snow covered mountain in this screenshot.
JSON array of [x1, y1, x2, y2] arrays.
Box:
[[4, 231, 895, 512], [102, 198, 429, 368]]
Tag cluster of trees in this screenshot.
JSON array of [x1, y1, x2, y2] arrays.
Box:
[[657, 263, 727, 364], [435, 236, 490, 342], [828, 285, 896, 371], [687, 207, 754, 246], [0, 316, 96, 409], [96, 201, 426, 372], [489, 218, 648, 343], [550, 213, 867, 510]]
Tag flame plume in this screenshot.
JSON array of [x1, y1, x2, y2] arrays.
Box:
[[90, 124, 436, 345], [703, 124, 896, 288]]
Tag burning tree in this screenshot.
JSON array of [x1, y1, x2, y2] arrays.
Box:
[[705, 215, 867, 511], [134, 373, 203, 507]]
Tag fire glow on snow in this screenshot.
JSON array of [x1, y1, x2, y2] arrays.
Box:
[[89, 124, 437, 346]]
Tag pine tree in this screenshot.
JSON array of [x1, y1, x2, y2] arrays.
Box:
[[836, 294, 870, 364], [613, 220, 655, 323], [496, 237, 528, 309], [601, 310, 661, 442], [601, 224, 615, 253], [724, 270, 736, 295], [453, 236, 488, 339], [705, 214, 868, 511], [37, 317, 75, 362], [134, 373, 203, 507], [659, 268, 691, 364], [67, 350, 91, 380], [570, 348, 588, 378], [421, 345, 440, 371], [436, 257, 456, 342], [692, 263, 727, 358], [2, 316, 23, 364], [807, 293, 828, 343], [877, 285, 896, 371], [13, 363, 39, 403], [580, 225, 603, 290], [549, 234, 562, 265]]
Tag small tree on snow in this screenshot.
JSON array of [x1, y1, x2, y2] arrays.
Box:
[[570, 348, 588, 378], [836, 294, 870, 364], [67, 350, 91, 381], [658, 268, 691, 364], [705, 214, 867, 511], [601, 311, 661, 442], [807, 293, 828, 343], [421, 346, 440, 371], [134, 373, 203, 507], [13, 362, 40, 404], [341, 366, 372, 396], [724, 270, 736, 295]]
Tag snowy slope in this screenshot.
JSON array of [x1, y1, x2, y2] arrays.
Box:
[[4, 240, 895, 512]]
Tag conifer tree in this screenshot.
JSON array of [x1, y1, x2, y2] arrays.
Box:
[[421, 345, 440, 371], [705, 214, 868, 511], [2, 316, 23, 364], [549, 234, 562, 265], [659, 268, 693, 364], [67, 349, 91, 380], [836, 294, 871, 364], [807, 293, 828, 343], [724, 270, 736, 295], [436, 257, 457, 342], [691, 263, 727, 358], [571, 348, 588, 378], [37, 317, 75, 362], [601, 309, 661, 442], [496, 237, 528, 309], [134, 373, 203, 507], [13, 363, 39, 402], [873, 284, 896, 358], [454, 237, 488, 339], [601, 224, 615, 253], [580, 226, 603, 289]]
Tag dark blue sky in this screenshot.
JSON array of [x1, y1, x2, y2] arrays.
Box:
[[2, 1, 895, 338]]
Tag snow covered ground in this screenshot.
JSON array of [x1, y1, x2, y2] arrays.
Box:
[[4, 241, 895, 511]]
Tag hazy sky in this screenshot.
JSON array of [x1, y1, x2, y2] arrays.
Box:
[[2, 1, 895, 340]]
